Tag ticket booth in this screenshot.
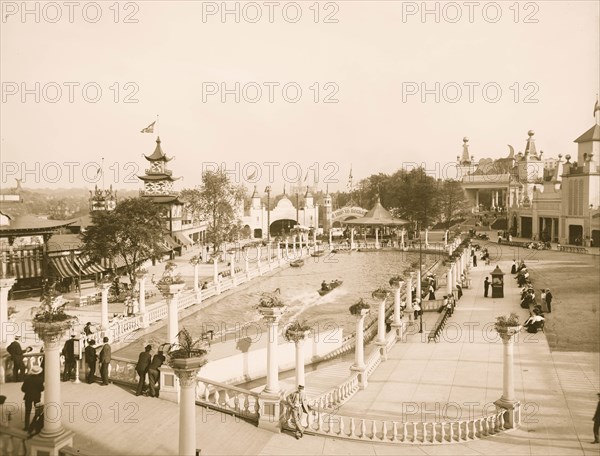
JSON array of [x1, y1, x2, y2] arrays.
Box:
[[491, 265, 505, 298]]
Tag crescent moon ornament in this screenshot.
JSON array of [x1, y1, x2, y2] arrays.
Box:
[[507, 145, 515, 158]]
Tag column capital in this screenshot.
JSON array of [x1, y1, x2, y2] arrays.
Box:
[[173, 367, 200, 388], [0, 277, 17, 288]]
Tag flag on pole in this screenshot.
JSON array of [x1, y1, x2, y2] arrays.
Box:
[[303, 171, 309, 182], [140, 121, 156, 133], [96, 167, 102, 177], [594, 98, 600, 116], [347, 165, 353, 191]]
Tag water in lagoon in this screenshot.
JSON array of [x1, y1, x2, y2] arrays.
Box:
[[115, 250, 440, 359]]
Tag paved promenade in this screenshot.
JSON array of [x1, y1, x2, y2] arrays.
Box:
[[2, 244, 599, 455]]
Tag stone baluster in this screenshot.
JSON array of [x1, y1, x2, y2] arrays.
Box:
[[100, 283, 111, 331]]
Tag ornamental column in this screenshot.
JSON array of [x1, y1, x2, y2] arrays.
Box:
[[328, 229, 333, 248], [375, 228, 380, 249], [494, 326, 522, 429], [446, 264, 453, 298], [257, 298, 285, 432], [424, 229, 429, 248], [373, 289, 389, 359], [159, 283, 185, 344], [350, 228, 355, 251], [230, 256, 236, 287], [100, 283, 111, 330], [390, 279, 405, 341], [350, 305, 370, 389], [285, 239, 289, 259], [171, 355, 207, 456], [416, 270, 422, 301], [292, 235, 297, 258], [405, 272, 413, 304], [0, 277, 16, 349], [213, 258, 220, 294], [30, 306, 76, 455], [136, 272, 149, 328], [285, 325, 310, 388]]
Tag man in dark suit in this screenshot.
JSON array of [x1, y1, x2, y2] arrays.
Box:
[[147, 350, 165, 398], [484, 277, 490, 298], [85, 340, 98, 384], [135, 345, 152, 396], [545, 289, 553, 313], [7, 336, 25, 382], [99, 337, 111, 386], [592, 393, 600, 444], [21, 365, 44, 430], [61, 335, 76, 381]]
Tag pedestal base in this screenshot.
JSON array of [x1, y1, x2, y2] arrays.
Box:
[[258, 392, 282, 433], [29, 429, 74, 456], [375, 340, 387, 360], [494, 398, 521, 429], [391, 321, 405, 341], [350, 365, 368, 389]]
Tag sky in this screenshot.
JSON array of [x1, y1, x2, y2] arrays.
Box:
[[1, 0, 598, 195]]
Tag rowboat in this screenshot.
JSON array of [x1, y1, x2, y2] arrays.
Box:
[[318, 280, 343, 296]]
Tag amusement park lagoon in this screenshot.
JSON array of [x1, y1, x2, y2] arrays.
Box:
[[115, 250, 440, 361]]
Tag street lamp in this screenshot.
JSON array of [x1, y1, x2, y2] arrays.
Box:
[[265, 186, 271, 243], [418, 221, 423, 334]]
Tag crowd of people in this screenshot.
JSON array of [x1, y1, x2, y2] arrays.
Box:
[[511, 259, 553, 333]]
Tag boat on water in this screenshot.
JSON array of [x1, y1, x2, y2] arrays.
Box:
[[318, 280, 343, 296], [290, 259, 304, 267], [311, 251, 325, 257]]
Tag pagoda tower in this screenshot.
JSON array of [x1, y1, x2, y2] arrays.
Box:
[[138, 137, 184, 234], [89, 185, 117, 212]]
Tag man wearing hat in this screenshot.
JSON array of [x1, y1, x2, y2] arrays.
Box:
[[61, 335, 77, 382], [7, 336, 25, 382], [286, 385, 312, 439], [545, 288, 553, 313], [135, 345, 152, 396], [21, 365, 44, 430], [85, 340, 98, 384], [592, 393, 600, 444]]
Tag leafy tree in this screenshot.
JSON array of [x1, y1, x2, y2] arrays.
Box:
[[82, 197, 164, 289], [438, 180, 468, 229], [183, 170, 246, 253]]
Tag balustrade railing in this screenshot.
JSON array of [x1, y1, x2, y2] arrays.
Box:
[[281, 405, 513, 444], [0, 425, 28, 456], [195, 377, 260, 423]]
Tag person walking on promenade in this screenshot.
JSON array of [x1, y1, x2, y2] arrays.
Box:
[[99, 337, 111, 386], [7, 335, 25, 382], [428, 284, 436, 300], [484, 277, 490, 298], [472, 251, 478, 267], [21, 365, 44, 431], [592, 393, 600, 444], [61, 335, 76, 381], [511, 260, 517, 274], [135, 345, 152, 396], [147, 350, 165, 398], [85, 340, 97, 384], [546, 288, 553, 313], [287, 385, 312, 439]]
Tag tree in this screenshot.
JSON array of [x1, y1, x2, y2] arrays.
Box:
[[82, 198, 165, 289], [438, 180, 468, 230], [184, 170, 246, 253]]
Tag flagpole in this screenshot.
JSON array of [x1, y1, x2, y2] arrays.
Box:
[[101, 157, 105, 191], [157, 114, 160, 135]]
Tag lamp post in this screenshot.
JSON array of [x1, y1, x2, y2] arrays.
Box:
[[419, 221, 423, 334], [265, 186, 271, 244]]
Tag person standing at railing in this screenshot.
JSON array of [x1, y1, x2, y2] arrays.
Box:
[[135, 345, 152, 396], [7, 335, 25, 382], [99, 337, 111, 386], [61, 335, 76, 382], [85, 340, 98, 384], [21, 365, 43, 431], [147, 350, 165, 398], [286, 385, 312, 440]]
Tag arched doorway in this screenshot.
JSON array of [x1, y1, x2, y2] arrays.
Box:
[[270, 219, 297, 237]]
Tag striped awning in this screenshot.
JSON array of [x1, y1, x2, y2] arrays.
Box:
[[49, 256, 80, 279], [75, 256, 106, 275], [3, 249, 43, 279]]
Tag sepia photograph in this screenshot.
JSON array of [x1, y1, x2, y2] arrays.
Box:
[[1, 1, 599, 455]]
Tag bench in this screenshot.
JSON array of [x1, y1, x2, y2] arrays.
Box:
[[427, 307, 449, 343]]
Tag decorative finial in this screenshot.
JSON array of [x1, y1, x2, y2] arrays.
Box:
[[565, 154, 571, 163], [463, 137, 469, 143], [156, 136, 161, 143], [528, 130, 534, 137]]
